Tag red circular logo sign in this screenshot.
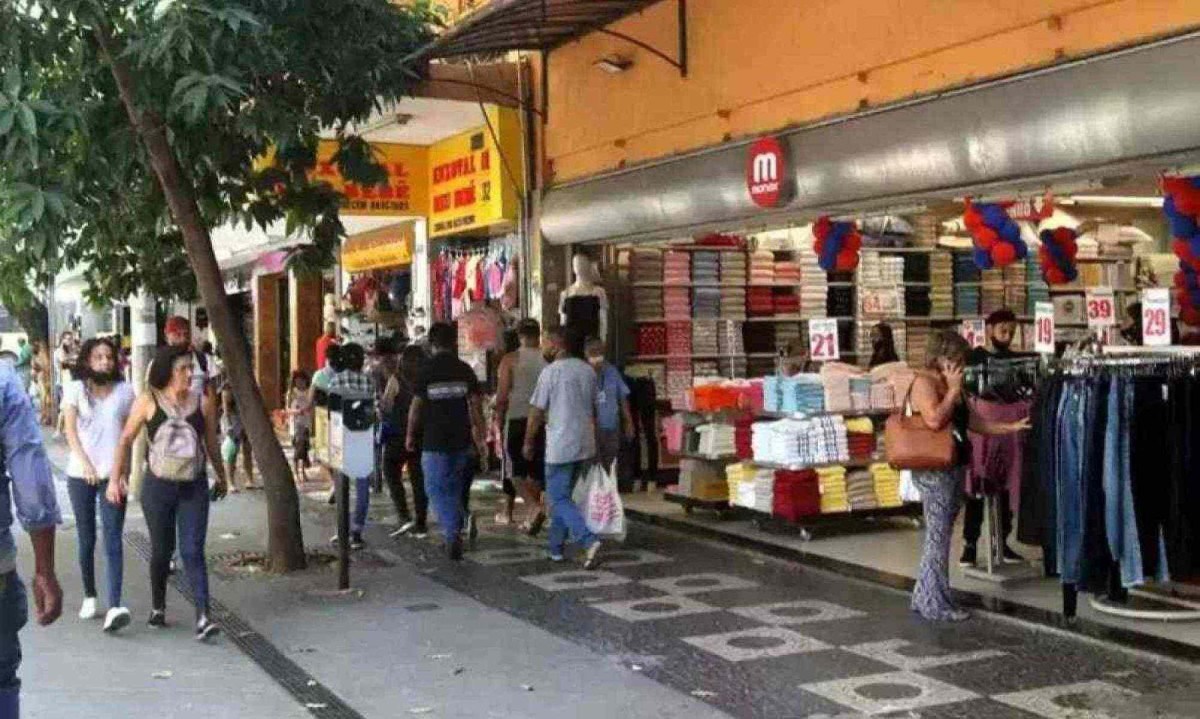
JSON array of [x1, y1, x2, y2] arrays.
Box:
[[746, 137, 788, 208]]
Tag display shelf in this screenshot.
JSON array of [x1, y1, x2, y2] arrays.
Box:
[[678, 451, 739, 462], [748, 458, 878, 472], [1076, 257, 1133, 263], [1047, 286, 1138, 294], [748, 502, 924, 540], [662, 490, 743, 518], [860, 282, 932, 287], [661, 245, 748, 252], [757, 408, 896, 420]]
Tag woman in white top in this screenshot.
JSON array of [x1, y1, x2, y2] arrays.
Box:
[[62, 337, 136, 633]]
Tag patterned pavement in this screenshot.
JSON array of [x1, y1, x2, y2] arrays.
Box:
[[371, 519, 1200, 718]]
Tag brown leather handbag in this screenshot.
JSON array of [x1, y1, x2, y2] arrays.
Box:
[[884, 377, 955, 471]]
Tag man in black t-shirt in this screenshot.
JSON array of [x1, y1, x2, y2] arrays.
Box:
[[406, 323, 487, 560]]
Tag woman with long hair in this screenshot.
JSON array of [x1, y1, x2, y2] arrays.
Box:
[[907, 330, 1028, 621], [869, 322, 901, 368], [62, 337, 136, 632], [108, 345, 228, 640]]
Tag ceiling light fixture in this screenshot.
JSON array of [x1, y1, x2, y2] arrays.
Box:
[[1058, 195, 1164, 208], [594, 55, 633, 74]]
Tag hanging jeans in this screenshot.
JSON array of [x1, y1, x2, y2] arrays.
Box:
[[0, 572, 26, 719], [1055, 382, 1092, 584], [141, 474, 210, 621], [911, 468, 965, 621], [545, 461, 598, 556], [67, 478, 126, 608], [1103, 378, 1143, 587]]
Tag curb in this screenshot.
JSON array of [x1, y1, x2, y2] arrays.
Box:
[[625, 507, 1200, 665]]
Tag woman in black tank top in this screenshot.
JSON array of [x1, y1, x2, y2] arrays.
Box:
[[108, 345, 228, 641]]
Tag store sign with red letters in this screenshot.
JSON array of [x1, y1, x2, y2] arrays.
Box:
[[808, 318, 840, 361], [746, 136, 790, 208], [1034, 301, 1056, 354], [1086, 288, 1116, 329], [1142, 288, 1171, 346]]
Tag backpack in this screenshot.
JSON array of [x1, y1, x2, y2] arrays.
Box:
[[148, 390, 204, 481]]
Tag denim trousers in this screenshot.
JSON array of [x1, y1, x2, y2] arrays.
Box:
[[1103, 378, 1144, 587], [545, 462, 597, 555], [0, 572, 26, 719], [67, 478, 126, 608], [421, 450, 472, 543], [1055, 382, 1089, 584], [141, 475, 210, 620], [351, 475, 371, 534]]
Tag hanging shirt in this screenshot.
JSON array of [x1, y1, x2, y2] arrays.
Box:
[[486, 256, 506, 301], [501, 256, 519, 311]]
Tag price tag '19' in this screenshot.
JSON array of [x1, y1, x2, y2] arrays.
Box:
[[808, 318, 840, 362], [1142, 288, 1171, 347], [1034, 301, 1056, 354], [960, 319, 986, 349], [1085, 288, 1116, 329]]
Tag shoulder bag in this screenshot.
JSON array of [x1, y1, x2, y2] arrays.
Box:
[[883, 374, 955, 471]]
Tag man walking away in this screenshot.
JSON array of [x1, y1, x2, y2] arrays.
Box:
[[496, 319, 547, 534], [0, 361, 64, 715], [526, 327, 602, 569], [407, 324, 487, 561], [585, 338, 634, 473], [327, 343, 375, 550]]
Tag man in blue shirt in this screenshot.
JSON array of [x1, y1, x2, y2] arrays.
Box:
[[584, 338, 633, 477], [0, 362, 63, 716]]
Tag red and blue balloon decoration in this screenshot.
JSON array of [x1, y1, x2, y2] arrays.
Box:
[[1163, 176, 1200, 326], [812, 216, 862, 272], [963, 200, 1029, 270], [1037, 226, 1079, 285]]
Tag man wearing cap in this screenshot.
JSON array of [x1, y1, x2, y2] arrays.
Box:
[[163, 316, 215, 399]]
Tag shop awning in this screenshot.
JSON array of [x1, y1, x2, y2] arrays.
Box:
[[411, 0, 663, 60]]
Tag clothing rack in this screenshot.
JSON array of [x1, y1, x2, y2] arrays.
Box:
[[1044, 350, 1200, 621]]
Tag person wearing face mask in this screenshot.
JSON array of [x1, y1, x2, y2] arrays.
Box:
[[869, 322, 901, 368], [62, 338, 136, 633], [585, 338, 634, 473], [968, 308, 1017, 364]]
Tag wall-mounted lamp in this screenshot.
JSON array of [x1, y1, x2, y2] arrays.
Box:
[[593, 55, 633, 74]]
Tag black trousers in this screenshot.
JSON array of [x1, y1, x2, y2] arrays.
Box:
[[962, 493, 1013, 546], [383, 440, 427, 526]]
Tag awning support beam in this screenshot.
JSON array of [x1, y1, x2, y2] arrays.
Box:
[[595, 0, 687, 77]]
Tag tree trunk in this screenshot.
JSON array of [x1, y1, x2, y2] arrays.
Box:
[[13, 298, 48, 350], [95, 26, 306, 572]]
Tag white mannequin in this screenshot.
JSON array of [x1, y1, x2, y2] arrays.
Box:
[[559, 253, 608, 339]]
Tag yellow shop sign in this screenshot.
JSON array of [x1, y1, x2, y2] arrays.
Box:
[[313, 141, 429, 217], [341, 221, 416, 272], [427, 106, 524, 237]]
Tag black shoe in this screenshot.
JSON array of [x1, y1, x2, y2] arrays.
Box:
[[1001, 544, 1025, 564], [413, 525, 429, 539], [958, 544, 977, 567], [148, 610, 167, 628], [447, 537, 464, 562], [196, 616, 220, 642], [350, 533, 365, 550]]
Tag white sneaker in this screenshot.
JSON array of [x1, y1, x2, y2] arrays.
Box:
[[103, 607, 131, 633], [79, 597, 98, 620]]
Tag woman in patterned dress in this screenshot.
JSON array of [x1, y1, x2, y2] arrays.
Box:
[[907, 330, 1029, 621]]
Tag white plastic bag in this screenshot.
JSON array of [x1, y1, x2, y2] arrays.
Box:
[[572, 461, 626, 542], [899, 469, 922, 503]]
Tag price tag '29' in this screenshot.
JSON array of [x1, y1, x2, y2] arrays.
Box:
[[1142, 288, 1171, 347]]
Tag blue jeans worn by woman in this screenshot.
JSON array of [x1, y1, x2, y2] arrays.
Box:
[[66, 478, 126, 609], [545, 462, 597, 556], [0, 572, 27, 719], [141, 475, 210, 620]]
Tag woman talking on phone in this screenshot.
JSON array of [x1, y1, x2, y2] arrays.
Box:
[[907, 330, 1028, 622], [108, 345, 228, 640]]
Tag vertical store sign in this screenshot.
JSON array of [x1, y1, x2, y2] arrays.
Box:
[[428, 106, 525, 237], [1034, 301, 1056, 354], [1085, 288, 1116, 329], [746, 136, 791, 208], [1142, 288, 1171, 346], [960, 319, 986, 349], [808, 318, 840, 361]]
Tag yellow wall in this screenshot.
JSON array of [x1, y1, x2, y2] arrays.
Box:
[[543, 0, 1200, 184]]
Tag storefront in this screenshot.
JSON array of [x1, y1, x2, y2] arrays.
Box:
[[529, 31, 1200, 639]]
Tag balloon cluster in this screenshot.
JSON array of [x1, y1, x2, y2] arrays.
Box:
[[812, 217, 862, 272], [963, 201, 1029, 269], [1037, 227, 1079, 285], [1163, 176, 1200, 326]]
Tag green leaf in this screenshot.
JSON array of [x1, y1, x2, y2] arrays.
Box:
[[0, 110, 13, 136], [17, 105, 35, 136], [28, 190, 45, 224], [3, 67, 18, 97]]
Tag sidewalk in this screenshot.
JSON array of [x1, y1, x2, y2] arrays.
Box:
[[22, 438, 727, 719]]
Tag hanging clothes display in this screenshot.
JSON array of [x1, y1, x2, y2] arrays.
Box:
[[430, 240, 520, 323]]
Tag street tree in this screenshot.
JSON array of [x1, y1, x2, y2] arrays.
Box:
[[0, 0, 439, 571]]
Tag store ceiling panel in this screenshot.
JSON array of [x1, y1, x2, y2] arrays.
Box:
[[412, 0, 662, 59]]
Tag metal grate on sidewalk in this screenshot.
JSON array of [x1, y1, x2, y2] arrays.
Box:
[[125, 531, 366, 719]]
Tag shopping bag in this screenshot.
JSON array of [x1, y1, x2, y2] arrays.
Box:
[[572, 461, 627, 542]]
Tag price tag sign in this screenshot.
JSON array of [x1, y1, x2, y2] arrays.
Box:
[[1142, 288, 1171, 347], [959, 319, 986, 349], [1034, 301, 1056, 354], [808, 318, 840, 362], [1085, 288, 1116, 329]]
